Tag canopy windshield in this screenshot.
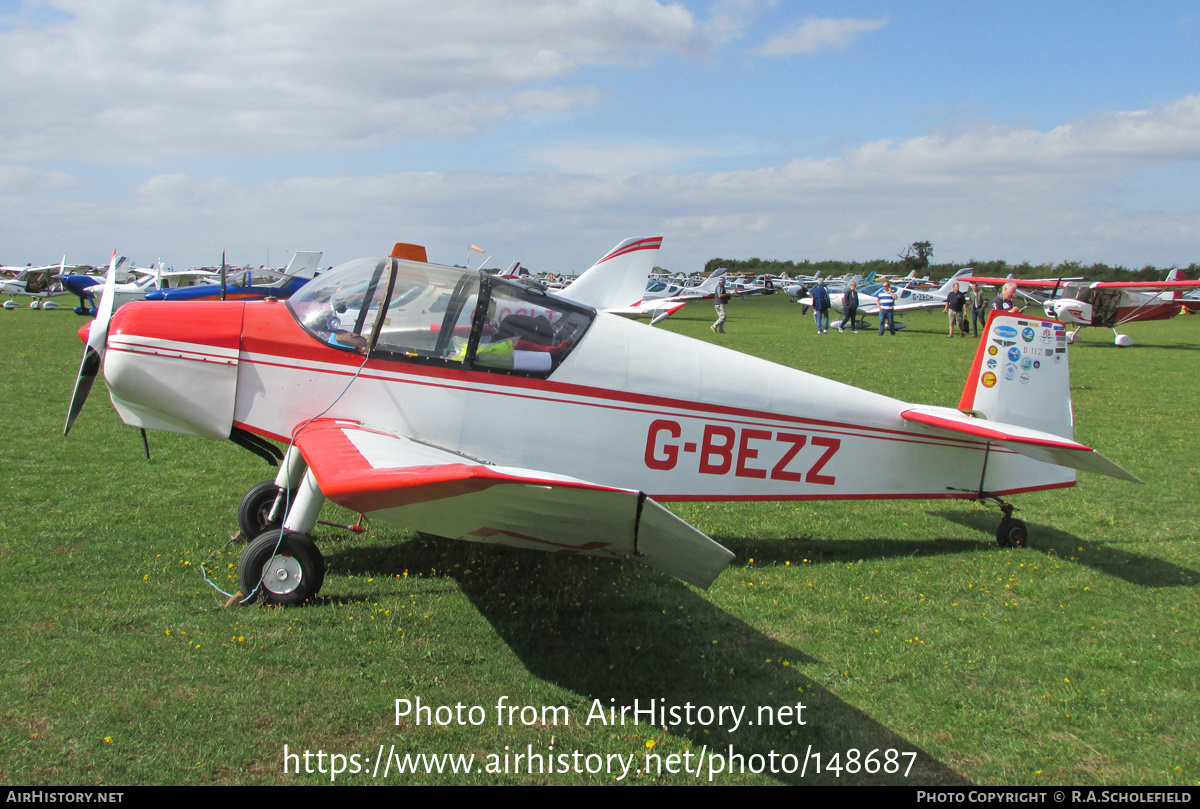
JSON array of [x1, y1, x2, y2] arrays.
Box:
[[287, 256, 594, 377]]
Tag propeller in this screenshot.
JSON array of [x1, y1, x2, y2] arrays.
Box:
[[64, 251, 119, 435], [1045, 277, 1064, 319]]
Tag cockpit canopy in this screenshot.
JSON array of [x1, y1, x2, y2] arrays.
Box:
[[287, 257, 594, 377]]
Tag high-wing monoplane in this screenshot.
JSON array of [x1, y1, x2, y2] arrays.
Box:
[[1, 257, 88, 309], [65, 241, 1138, 606], [963, 270, 1200, 346]]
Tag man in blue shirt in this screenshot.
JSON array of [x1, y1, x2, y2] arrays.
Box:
[[811, 279, 831, 334]]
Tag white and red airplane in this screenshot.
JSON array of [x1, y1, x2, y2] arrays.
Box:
[[606, 265, 730, 325], [66, 242, 1139, 606], [964, 270, 1200, 346]]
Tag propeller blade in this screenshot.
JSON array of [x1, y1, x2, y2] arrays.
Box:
[[64, 347, 100, 435], [64, 251, 119, 435]]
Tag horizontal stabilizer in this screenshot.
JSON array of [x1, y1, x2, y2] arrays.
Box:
[[901, 407, 1142, 483], [294, 419, 734, 587]]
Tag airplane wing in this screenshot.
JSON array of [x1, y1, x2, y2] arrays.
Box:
[[960, 277, 1065, 288], [900, 407, 1141, 483], [607, 299, 691, 324], [292, 419, 734, 587], [1088, 280, 1200, 291]]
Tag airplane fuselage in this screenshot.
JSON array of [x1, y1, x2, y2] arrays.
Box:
[[102, 293, 1072, 506]]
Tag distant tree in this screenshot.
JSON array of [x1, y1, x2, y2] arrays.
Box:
[[900, 241, 934, 271]]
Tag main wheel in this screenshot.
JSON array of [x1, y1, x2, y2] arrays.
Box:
[[238, 531, 325, 605], [237, 481, 294, 539], [996, 517, 1028, 548]]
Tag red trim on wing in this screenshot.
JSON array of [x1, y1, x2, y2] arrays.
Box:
[[293, 420, 624, 514], [901, 409, 1091, 451], [959, 277, 1064, 288], [1091, 280, 1200, 290]]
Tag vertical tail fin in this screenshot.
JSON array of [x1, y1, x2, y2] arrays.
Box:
[[557, 237, 662, 310], [958, 311, 1073, 438], [282, 251, 324, 279], [934, 268, 974, 297], [901, 309, 1139, 485]]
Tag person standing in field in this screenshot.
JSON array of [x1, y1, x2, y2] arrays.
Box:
[[944, 283, 967, 337], [811, 278, 831, 334], [877, 280, 897, 335], [840, 281, 859, 333], [712, 277, 729, 334], [970, 283, 987, 336]]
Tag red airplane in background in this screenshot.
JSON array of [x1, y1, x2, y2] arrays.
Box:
[[965, 269, 1200, 346]]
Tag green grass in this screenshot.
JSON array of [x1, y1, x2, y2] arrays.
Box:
[[0, 298, 1196, 785]]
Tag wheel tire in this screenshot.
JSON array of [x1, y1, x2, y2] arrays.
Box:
[[996, 517, 1029, 549], [237, 481, 294, 539], [238, 531, 325, 605]]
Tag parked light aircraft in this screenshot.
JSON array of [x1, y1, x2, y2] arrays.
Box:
[[144, 251, 323, 302], [808, 268, 975, 316], [62, 263, 224, 315], [0, 257, 88, 309], [65, 241, 1139, 605], [503, 235, 707, 326], [493, 261, 529, 280], [606, 264, 730, 325], [963, 270, 1200, 346]]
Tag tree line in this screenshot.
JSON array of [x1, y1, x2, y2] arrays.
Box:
[[700, 256, 1197, 283]]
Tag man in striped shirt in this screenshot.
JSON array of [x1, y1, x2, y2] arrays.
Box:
[[877, 280, 898, 335]]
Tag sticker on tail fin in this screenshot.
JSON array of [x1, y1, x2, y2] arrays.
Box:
[[959, 311, 1073, 440]]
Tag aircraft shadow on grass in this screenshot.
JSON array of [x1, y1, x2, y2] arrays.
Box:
[[326, 536, 972, 786], [930, 509, 1198, 588], [717, 535, 984, 566]]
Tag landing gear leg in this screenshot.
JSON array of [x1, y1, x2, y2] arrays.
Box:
[[237, 465, 328, 605]]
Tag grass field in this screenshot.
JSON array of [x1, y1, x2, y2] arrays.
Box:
[[1, 294, 1196, 786]]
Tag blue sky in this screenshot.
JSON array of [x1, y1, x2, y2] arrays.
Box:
[[1, 1, 1198, 273]]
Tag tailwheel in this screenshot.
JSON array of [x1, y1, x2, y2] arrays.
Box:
[[237, 481, 295, 539], [238, 530, 325, 605], [996, 517, 1028, 548]]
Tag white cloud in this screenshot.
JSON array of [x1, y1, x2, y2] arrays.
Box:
[[5, 95, 1200, 271], [0, 0, 720, 159], [0, 164, 79, 194], [759, 15, 888, 56], [530, 136, 758, 173]]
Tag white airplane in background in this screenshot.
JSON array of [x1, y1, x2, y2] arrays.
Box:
[[1, 257, 90, 309], [65, 241, 1139, 606], [806, 268, 976, 327], [63, 263, 223, 314], [605, 266, 731, 325]]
